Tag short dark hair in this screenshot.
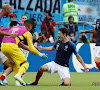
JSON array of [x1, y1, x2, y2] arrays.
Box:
[[29, 18, 36, 22], [68, 15, 74, 20], [9, 21, 19, 27], [24, 19, 33, 26], [59, 27, 69, 36]]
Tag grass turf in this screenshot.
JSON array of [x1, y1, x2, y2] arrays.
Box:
[[0, 72, 100, 90]]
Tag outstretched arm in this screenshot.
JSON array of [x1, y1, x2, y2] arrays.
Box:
[[0, 30, 17, 38], [76, 54, 89, 72], [37, 46, 55, 51], [24, 31, 47, 60], [80, 27, 96, 33]]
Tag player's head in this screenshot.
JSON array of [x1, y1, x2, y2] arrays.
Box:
[[9, 21, 19, 29], [68, 15, 74, 24], [58, 27, 69, 41], [24, 19, 33, 31], [21, 14, 27, 22], [29, 18, 37, 29], [2, 4, 12, 17]]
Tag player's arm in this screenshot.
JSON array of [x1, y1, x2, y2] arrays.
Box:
[[24, 31, 47, 59], [73, 44, 89, 72], [0, 30, 17, 37], [37, 46, 55, 51], [33, 32, 39, 48], [75, 54, 89, 72], [18, 42, 30, 51], [34, 32, 39, 40], [80, 27, 96, 33]]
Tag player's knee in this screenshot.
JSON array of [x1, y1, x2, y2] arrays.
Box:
[[64, 82, 71, 86], [7, 62, 14, 68], [95, 57, 100, 63], [39, 66, 45, 72]]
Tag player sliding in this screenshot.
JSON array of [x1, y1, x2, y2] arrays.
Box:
[[26, 27, 89, 86], [0, 20, 47, 86]]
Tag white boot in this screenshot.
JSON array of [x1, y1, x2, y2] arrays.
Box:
[[14, 74, 26, 86]]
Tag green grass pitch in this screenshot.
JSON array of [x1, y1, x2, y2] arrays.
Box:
[[0, 72, 100, 90]]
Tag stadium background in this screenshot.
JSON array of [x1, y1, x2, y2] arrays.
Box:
[[0, 0, 99, 72]]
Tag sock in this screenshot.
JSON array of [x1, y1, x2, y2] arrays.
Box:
[[0, 74, 6, 81], [96, 62, 100, 70], [34, 70, 43, 84], [18, 62, 29, 76]]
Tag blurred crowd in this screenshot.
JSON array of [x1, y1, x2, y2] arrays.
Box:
[[8, 11, 96, 44]]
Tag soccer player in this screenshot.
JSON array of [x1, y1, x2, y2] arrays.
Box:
[[26, 27, 89, 86], [0, 21, 20, 86], [0, 4, 17, 85], [1, 19, 47, 86], [16, 18, 39, 86], [80, 19, 100, 70]]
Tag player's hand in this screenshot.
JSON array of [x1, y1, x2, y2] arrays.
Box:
[[37, 46, 43, 51], [41, 53, 48, 60], [80, 30, 86, 34], [10, 33, 17, 38], [84, 67, 89, 72]]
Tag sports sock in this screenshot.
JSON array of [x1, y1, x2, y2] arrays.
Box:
[[0, 74, 6, 81], [34, 70, 43, 84], [18, 62, 29, 76], [96, 62, 100, 70]]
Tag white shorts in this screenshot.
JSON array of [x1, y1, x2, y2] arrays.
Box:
[[20, 48, 29, 58], [0, 51, 7, 65], [95, 46, 100, 58], [46, 61, 70, 81]]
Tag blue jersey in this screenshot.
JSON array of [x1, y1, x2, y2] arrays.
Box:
[[54, 40, 78, 67], [96, 19, 100, 46]]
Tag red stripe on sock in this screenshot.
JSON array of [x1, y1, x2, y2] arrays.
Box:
[[0, 75, 6, 80], [96, 62, 100, 70]]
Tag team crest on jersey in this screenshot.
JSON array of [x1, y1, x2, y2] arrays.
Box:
[[64, 45, 68, 51], [12, 28, 19, 33], [56, 43, 60, 50]]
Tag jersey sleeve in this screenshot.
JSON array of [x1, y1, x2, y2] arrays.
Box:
[[71, 43, 78, 55], [23, 31, 39, 55]]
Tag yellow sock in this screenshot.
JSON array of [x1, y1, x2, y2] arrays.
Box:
[[18, 62, 29, 76], [13, 64, 19, 75]]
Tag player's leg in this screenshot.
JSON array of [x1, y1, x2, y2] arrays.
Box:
[[15, 48, 29, 86], [0, 59, 13, 86], [2, 65, 8, 85], [27, 64, 48, 85], [57, 64, 71, 86], [94, 46, 100, 70], [0, 51, 8, 85], [26, 61, 57, 86]]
